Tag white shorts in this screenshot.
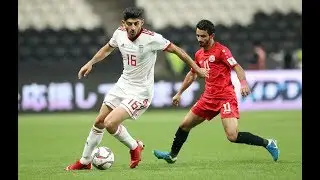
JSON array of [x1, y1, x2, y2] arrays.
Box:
[[103, 85, 151, 120]]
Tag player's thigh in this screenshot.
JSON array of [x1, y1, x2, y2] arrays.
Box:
[[220, 98, 240, 140], [180, 109, 206, 131], [103, 98, 149, 130], [104, 106, 131, 129], [101, 86, 127, 127]]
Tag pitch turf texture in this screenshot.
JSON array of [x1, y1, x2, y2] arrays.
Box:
[[19, 110, 301, 180]]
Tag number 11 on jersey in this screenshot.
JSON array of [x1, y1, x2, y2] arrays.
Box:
[[127, 54, 137, 66]]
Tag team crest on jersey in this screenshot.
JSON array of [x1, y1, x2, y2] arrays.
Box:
[[139, 45, 144, 53], [209, 55, 215, 62]]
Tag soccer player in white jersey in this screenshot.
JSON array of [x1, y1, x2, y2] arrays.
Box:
[[65, 7, 208, 170]]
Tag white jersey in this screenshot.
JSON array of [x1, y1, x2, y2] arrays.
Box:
[[108, 27, 171, 100]]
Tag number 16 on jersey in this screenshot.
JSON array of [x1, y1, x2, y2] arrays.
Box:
[[127, 54, 137, 66]]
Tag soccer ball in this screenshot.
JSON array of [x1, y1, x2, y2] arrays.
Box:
[[91, 146, 115, 170]]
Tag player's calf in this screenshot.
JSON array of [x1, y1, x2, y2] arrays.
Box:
[[79, 125, 105, 165], [152, 127, 190, 164], [166, 111, 204, 159], [221, 118, 269, 147], [234, 132, 269, 147], [94, 104, 113, 129], [227, 131, 279, 161], [104, 120, 119, 134], [112, 124, 140, 150]]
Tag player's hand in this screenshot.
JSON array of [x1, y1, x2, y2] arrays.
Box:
[[240, 80, 251, 97], [172, 93, 181, 107], [78, 63, 93, 79], [196, 68, 209, 78]]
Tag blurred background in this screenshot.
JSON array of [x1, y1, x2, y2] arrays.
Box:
[[18, 0, 302, 113]]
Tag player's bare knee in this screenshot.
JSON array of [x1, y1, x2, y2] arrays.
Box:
[[104, 120, 118, 134], [179, 121, 193, 131], [94, 104, 112, 128], [104, 120, 114, 130], [94, 114, 107, 129], [225, 130, 238, 142]]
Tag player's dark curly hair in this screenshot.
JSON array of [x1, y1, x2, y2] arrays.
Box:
[[123, 7, 144, 20], [196, 20, 215, 35]]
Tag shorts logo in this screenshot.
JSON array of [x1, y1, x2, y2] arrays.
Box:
[[223, 102, 231, 114], [209, 55, 215, 62], [129, 99, 148, 111]]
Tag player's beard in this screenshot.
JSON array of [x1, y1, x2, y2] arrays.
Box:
[[198, 40, 209, 47], [129, 30, 137, 38]]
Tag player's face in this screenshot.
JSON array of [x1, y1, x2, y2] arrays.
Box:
[[122, 18, 144, 39], [196, 28, 211, 47]]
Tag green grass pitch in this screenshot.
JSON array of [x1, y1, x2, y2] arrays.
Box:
[[19, 109, 301, 180]]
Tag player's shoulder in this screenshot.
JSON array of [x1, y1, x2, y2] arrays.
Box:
[[113, 26, 126, 35], [141, 28, 164, 40], [214, 42, 231, 52], [117, 26, 126, 31], [141, 28, 167, 43], [141, 28, 156, 36], [195, 49, 203, 57], [193, 48, 204, 61]]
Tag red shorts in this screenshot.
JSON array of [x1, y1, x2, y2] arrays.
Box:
[[191, 97, 240, 120]]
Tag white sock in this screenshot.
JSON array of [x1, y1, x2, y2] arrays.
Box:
[[113, 124, 138, 150], [79, 126, 104, 165]]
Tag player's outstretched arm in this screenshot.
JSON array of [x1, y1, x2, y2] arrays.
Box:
[[178, 71, 197, 94], [87, 43, 115, 66], [233, 64, 251, 97], [165, 43, 208, 78], [78, 43, 115, 79], [172, 71, 197, 106]]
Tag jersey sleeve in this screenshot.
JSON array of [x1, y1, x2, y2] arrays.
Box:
[[108, 29, 120, 48], [151, 33, 171, 51], [190, 51, 200, 73], [220, 46, 238, 68]]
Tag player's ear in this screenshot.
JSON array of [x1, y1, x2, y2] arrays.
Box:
[[121, 20, 126, 26], [140, 19, 144, 26], [210, 34, 215, 39]]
